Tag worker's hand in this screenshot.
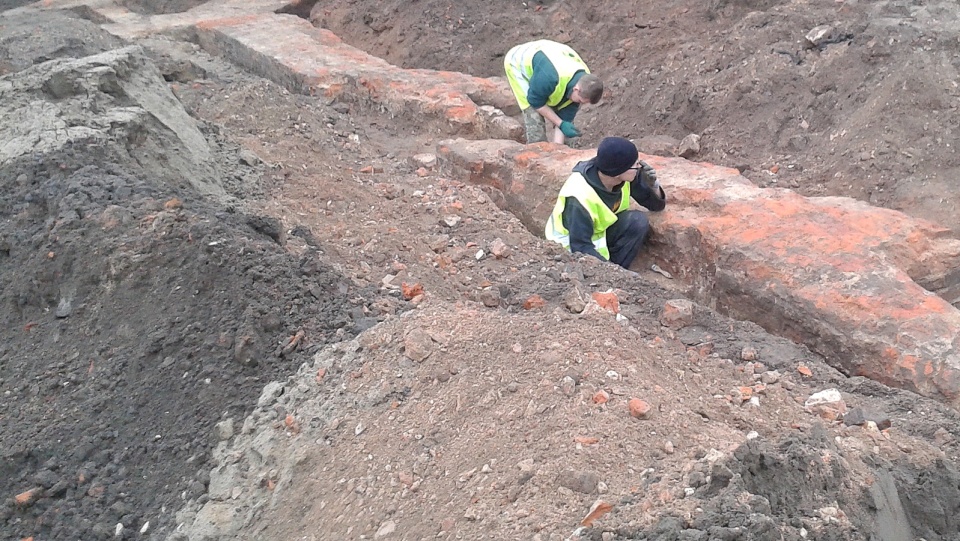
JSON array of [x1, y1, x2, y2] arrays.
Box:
[[639, 161, 658, 189], [559, 120, 581, 139]]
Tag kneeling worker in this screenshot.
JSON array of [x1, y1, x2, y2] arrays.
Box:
[[504, 40, 604, 145], [545, 137, 666, 269]]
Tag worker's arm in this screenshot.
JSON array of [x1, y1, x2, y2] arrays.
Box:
[[545, 104, 582, 144], [536, 104, 565, 142], [631, 183, 665, 211], [630, 163, 666, 211], [562, 198, 606, 261]]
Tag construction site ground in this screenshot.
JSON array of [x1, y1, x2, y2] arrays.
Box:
[[2, 1, 960, 540]]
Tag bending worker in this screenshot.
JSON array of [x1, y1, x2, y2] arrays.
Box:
[[504, 40, 604, 145], [545, 137, 666, 269]]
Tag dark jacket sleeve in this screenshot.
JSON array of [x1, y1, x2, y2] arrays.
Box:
[[630, 183, 666, 211], [561, 198, 605, 260]]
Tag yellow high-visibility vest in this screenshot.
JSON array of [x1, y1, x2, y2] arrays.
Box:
[[544, 172, 630, 260], [505, 40, 589, 110]]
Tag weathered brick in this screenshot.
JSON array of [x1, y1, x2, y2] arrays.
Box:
[[188, 14, 520, 139], [437, 139, 960, 408]]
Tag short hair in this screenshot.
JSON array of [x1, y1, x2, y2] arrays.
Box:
[[578, 74, 604, 104]]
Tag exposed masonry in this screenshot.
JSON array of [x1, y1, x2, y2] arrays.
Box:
[[437, 138, 960, 407], [40, 0, 960, 408]]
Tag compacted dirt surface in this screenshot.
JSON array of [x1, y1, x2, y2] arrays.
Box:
[[2, 1, 960, 541]]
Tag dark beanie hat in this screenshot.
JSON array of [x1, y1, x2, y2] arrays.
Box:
[[596, 137, 639, 176]]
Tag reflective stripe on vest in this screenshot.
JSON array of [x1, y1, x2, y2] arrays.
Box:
[[544, 173, 631, 260], [504, 40, 589, 110]]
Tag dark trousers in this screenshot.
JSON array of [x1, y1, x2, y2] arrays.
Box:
[[607, 210, 651, 269]]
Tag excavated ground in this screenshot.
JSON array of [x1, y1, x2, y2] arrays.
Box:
[[2, 2, 960, 541]]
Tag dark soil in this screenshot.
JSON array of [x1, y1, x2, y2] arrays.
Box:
[[0, 16, 384, 540], [120, 0, 209, 15], [0, 11, 125, 75], [311, 0, 960, 234], [0, 0, 32, 13]]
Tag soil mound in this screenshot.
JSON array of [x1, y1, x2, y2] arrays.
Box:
[[0, 41, 380, 541]]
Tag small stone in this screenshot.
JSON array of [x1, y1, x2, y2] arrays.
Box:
[[441, 215, 461, 228], [560, 376, 577, 396], [805, 24, 835, 48], [215, 419, 234, 441], [375, 520, 396, 538], [517, 458, 535, 473], [760, 370, 780, 384], [523, 295, 547, 310], [741, 346, 759, 362], [403, 328, 435, 362], [479, 288, 501, 308], [55, 298, 72, 318], [663, 440, 675, 454], [489, 238, 510, 259], [14, 488, 41, 506], [563, 285, 587, 314], [558, 470, 600, 494], [628, 398, 652, 419], [804, 389, 846, 421], [591, 290, 620, 314], [411, 153, 437, 168], [660, 299, 694, 329], [677, 133, 701, 158]]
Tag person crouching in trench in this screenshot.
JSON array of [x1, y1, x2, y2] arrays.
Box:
[[544, 137, 666, 268]]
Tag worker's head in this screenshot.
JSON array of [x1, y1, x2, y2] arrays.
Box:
[[596, 137, 639, 179], [572, 74, 604, 105]]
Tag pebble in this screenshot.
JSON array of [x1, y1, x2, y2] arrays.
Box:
[[375, 520, 396, 538], [558, 470, 600, 494], [760, 371, 780, 384]]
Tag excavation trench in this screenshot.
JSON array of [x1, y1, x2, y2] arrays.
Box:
[[5, 3, 960, 540], [269, 1, 960, 410]]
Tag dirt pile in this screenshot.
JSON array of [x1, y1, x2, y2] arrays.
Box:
[[172, 302, 960, 540], [0, 29, 381, 540]]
